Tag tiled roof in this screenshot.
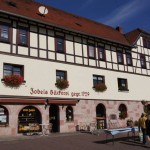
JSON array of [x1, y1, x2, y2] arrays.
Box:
[[0, 0, 130, 46], [125, 28, 150, 45]]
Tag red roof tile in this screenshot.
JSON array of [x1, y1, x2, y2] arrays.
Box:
[[125, 28, 150, 45], [0, 0, 130, 46]]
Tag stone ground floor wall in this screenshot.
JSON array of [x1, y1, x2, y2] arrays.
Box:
[[0, 100, 144, 136]]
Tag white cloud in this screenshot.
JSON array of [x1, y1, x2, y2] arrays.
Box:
[[97, 0, 147, 26], [78, 0, 93, 11]]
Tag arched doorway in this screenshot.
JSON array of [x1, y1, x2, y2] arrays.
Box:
[[96, 104, 106, 129], [49, 104, 60, 132], [18, 106, 42, 133]]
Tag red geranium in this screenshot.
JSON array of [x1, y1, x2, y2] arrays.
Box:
[[55, 79, 69, 90], [3, 74, 24, 88]]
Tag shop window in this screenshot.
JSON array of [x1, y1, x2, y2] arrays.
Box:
[[0, 105, 9, 126], [18, 106, 42, 133], [3, 63, 24, 77], [126, 51, 132, 66], [18, 27, 28, 46], [55, 36, 65, 53], [66, 106, 73, 122], [93, 75, 104, 87], [117, 50, 124, 64], [118, 104, 128, 119], [98, 46, 106, 61], [88, 45, 95, 59], [140, 54, 146, 69], [0, 23, 10, 42], [118, 78, 128, 91]]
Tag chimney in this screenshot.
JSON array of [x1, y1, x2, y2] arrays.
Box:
[[116, 26, 123, 34]]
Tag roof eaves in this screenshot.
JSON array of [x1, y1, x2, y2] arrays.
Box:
[[0, 9, 132, 48]]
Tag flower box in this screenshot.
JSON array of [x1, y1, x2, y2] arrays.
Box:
[[93, 83, 107, 92], [2, 74, 24, 88], [55, 79, 69, 90]]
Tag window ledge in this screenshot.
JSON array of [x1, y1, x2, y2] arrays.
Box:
[[18, 44, 28, 47], [1, 78, 26, 84], [118, 89, 129, 92], [0, 40, 10, 44], [0, 124, 9, 127]]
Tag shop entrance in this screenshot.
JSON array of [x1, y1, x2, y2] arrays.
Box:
[[96, 104, 107, 129], [49, 104, 60, 132], [18, 106, 42, 133]]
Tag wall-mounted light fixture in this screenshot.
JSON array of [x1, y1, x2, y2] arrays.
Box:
[[44, 99, 48, 109], [141, 100, 148, 113]]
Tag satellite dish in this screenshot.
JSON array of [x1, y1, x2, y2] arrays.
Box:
[[38, 6, 48, 15]]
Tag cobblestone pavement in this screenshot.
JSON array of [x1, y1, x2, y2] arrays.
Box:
[[0, 132, 149, 150]]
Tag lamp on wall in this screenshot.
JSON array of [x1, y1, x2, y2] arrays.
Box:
[[44, 99, 48, 109]]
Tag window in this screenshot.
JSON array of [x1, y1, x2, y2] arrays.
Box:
[[18, 28, 28, 45], [140, 54, 146, 69], [55, 36, 65, 53], [118, 78, 128, 91], [56, 70, 67, 80], [66, 106, 73, 122], [126, 51, 132, 66], [18, 106, 41, 133], [3, 63, 24, 77], [93, 75, 104, 87], [118, 104, 128, 119], [117, 50, 124, 64], [0, 24, 10, 42], [98, 47, 106, 61], [88, 45, 95, 59], [0, 105, 9, 126], [143, 37, 150, 49]]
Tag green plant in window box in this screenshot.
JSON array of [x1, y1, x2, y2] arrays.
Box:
[[2, 74, 24, 88], [93, 83, 107, 92], [55, 79, 69, 90]]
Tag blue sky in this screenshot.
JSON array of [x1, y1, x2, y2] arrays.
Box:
[[35, 0, 150, 33]]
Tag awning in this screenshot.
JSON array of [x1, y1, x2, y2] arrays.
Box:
[[0, 98, 79, 105]]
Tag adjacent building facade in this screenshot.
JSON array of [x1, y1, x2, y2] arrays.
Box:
[[0, 0, 150, 136]]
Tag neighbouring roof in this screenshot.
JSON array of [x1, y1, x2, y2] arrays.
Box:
[[0, 0, 132, 46], [125, 28, 150, 45]]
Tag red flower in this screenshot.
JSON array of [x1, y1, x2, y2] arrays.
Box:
[[55, 79, 69, 90], [3, 75, 24, 88], [94, 83, 107, 92]]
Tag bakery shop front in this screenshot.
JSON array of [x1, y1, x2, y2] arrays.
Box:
[[18, 106, 42, 133]]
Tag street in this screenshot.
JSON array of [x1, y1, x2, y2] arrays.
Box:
[[0, 132, 149, 150]]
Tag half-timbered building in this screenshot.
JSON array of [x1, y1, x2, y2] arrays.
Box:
[[0, 0, 150, 136]]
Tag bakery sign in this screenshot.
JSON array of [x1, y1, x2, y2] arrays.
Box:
[[30, 88, 90, 97]]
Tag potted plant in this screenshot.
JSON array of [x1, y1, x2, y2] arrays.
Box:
[[127, 119, 133, 127], [94, 83, 107, 92], [55, 79, 69, 90], [2, 74, 24, 88]]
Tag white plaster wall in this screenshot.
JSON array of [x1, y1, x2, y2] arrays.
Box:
[[0, 54, 150, 101]]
